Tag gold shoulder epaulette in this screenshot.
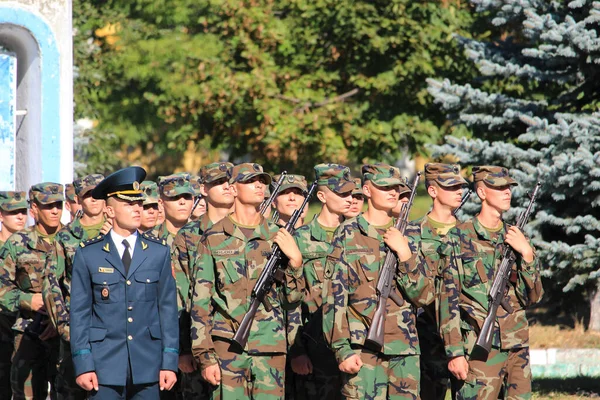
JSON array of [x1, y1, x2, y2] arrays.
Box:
[[79, 235, 105, 248], [141, 232, 167, 246]]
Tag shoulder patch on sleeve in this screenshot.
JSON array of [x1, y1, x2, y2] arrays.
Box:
[[141, 232, 167, 246], [80, 235, 105, 248]]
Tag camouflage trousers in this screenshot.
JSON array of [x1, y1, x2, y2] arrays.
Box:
[[287, 335, 341, 400], [11, 332, 59, 400], [211, 338, 286, 400], [159, 369, 209, 400], [456, 347, 531, 400], [341, 347, 420, 400], [55, 338, 87, 400], [0, 313, 15, 399]]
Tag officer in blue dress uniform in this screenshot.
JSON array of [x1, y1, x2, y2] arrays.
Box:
[[69, 166, 179, 399]]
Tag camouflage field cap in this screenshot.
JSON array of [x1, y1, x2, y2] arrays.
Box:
[[190, 175, 202, 196], [274, 174, 308, 194], [0, 191, 28, 211], [229, 163, 272, 185], [91, 166, 146, 201], [425, 163, 468, 187], [65, 183, 76, 202], [140, 181, 159, 205], [29, 183, 65, 204], [314, 163, 355, 194], [351, 177, 363, 196], [200, 162, 234, 184], [399, 177, 412, 195], [362, 163, 403, 187], [74, 174, 105, 197], [158, 173, 195, 198], [473, 165, 518, 187]]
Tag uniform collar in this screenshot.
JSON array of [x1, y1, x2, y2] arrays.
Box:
[[356, 213, 392, 239], [473, 217, 506, 244], [308, 215, 329, 242], [222, 213, 271, 242]]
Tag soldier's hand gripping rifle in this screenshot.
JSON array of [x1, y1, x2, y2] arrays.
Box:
[[259, 172, 287, 215], [230, 181, 318, 353], [364, 172, 421, 351], [452, 189, 472, 217], [474, 182, 541, 356]]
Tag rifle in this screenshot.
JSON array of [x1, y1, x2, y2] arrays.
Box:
[[230, 181, 317, 353], [364, 172, 421, 351], [191, 195, 203, 215], [270, 210, 280, 224], [259, 172, 287, 215], [474, 182, 541, 356], [74, 209, 83, 220], [452, 189, 472, 217]]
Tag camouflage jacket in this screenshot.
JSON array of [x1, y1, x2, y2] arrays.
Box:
[[0, 227, 56, 332], [405, 216, 454, 338], [322, 214, 433, 363], [172, 214, 213, 354], [439, 218, 544, 358], [287, 216, 334, 356], [42, 217, 104, 341], [190, 215, 305, 368]]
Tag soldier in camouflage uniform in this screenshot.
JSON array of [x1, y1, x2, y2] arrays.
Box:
[[403, 163, 467, 400], [190, 162, 305, 400], [344, 177, 364, 219], [140, 181, 160, 232], [42, 174, 105, 400], [440, 166, 544, 400], [272, 174, 308, 229], [288, 164, 355, 400], [172, 162, 234, 399], [0, 191, 29, 399], [391, 180, 411, 219], [0, 183, 65, 399], [322, 164, 434, 400], [64, 183, 81, 222]]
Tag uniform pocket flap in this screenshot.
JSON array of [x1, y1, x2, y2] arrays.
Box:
[[135, 271, 160, 283], [148, 324, 162, 339], [89, 327, 107, 342], [91, 273, 120, 285]]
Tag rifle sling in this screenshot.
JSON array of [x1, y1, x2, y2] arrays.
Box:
[[349, 304, 371, 329]]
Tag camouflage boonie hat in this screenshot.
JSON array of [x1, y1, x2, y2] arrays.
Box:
[[314, 163, 355, 194], [29, 182, 65, 204], [273, 174, 308, 194], [425, 163, 468, 188], [351, 178, 363, 196], [473, 165, 518, 187], [0, 191, 28, 211], [74, 174, 105, 197], [158, 174, 195, 198], [200, 162, 233, 184], [140, 181, 159, 205], [362, 163, 403, 187], [65, 183, 76, 202], [229, 163, 272, 185], [190, 175, 202, 196]]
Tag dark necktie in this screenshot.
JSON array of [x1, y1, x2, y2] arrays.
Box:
[[122, 239, 132, 274]]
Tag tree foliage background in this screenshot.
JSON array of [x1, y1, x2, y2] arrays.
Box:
[[73, 0, 478, 178], [428, 0, 600, 328]]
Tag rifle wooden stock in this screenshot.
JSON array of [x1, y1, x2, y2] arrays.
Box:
[[473, 182, 541, 357], [364, 173, 421, 351], [230, 181, 317, 352]]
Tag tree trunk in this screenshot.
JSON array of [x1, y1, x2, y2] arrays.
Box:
[[588, 282, 600, 332]]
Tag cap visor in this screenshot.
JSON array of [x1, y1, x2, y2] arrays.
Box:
[[241, 172, 272, 185]]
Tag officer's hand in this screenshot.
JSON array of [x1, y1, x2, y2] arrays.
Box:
[[159, 370, 177, 391], [30, 293, 45, 312], [338, 354, 363, 374], [505, 226, 534, 263], [38, 319, 57, 341], [202, 364, 221, 386], [76, 371, 99, 391], [274, 229, 302, 269], [448, 356, 469, 380], [100, 219, 113, 235], [383, 227, 412, 262], [291, 354, 313, 375], [178, 354, 197, 373]]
